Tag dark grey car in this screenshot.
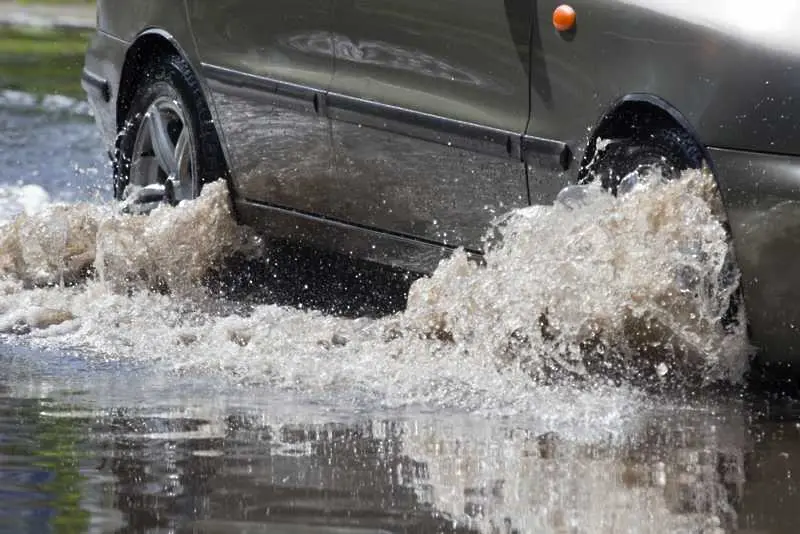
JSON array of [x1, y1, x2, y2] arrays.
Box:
[[81, 0, 800, 367]]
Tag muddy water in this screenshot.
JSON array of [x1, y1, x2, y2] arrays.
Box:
[[0, 101, 798, 533]]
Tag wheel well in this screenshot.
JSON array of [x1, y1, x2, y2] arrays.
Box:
[[578, 98, 706, 181], [117, 34, 181, 132]]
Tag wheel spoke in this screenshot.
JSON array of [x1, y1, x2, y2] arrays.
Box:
[[121, 183, 168, 215], [148, 108, 178, 176], [174, 128, 190, 175], [170, 128, 193, 201], [131, 153, 156, 184], [128, 96, 198, 206]]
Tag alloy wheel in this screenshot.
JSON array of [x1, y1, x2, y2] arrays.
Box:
[[125, 96, 198, 211]]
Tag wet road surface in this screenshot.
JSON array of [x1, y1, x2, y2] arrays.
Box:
[[1, 78, 800, 534], [4, 339, 800, 534]]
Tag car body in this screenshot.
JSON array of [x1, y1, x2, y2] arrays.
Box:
[[82, 0, 800, 365]]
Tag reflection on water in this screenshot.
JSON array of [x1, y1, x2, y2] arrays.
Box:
[[1, 347, 800, 534]]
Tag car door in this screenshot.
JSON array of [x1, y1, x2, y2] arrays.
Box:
[[322, 0, 553, 250], [185, 0, 334, 209]]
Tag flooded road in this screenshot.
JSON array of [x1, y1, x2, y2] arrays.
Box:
[[0, 59, 799, 533], [4, 341, 800, 534]]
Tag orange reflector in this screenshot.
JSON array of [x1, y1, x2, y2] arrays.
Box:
[[553, 4, 576, 32]]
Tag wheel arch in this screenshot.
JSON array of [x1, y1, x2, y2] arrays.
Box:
[[577, 93, 718, 183], [115, 29, 235, 194], [119, 31, 173, 131], [116, 29, 222, 137]]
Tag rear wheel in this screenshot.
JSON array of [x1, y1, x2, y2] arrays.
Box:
[[587, 127, 705, 195], [114, 53, 228, 213], [584, 125, 747, 373]]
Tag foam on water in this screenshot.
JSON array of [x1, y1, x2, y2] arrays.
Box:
[[0, 90, 92, 116], [0, 171, 753, 415], [0, 182, 51, 220]]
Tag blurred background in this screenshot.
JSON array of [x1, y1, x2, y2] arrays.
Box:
[[0, 0, 95, 99]]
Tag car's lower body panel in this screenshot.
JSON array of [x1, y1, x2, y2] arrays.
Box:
[[709, 146, 800, 363]]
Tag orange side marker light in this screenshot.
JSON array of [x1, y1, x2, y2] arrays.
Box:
[[553, 4, 576, 32]]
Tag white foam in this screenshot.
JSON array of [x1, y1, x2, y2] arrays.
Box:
[[0, 183, 51, 221], [0, 89, 92, 116]]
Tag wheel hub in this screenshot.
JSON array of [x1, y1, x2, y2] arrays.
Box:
[[125, 96, 197, 212]]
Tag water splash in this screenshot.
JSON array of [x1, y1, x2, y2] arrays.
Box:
[[0, 170, 752, 406], [399, 169, 751, 388], [1, 180, 260, 291], [0, 183, 51, 220]]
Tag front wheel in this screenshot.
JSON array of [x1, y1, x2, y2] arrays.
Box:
[[114, 53, 228, 213]]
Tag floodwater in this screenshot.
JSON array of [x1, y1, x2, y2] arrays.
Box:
[[1, 58, 800, 534]]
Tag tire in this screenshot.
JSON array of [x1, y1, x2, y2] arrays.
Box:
[[114, 53, 228, 210], [587, 128, 704, 195]]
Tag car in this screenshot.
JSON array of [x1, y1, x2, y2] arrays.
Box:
[[81, 0, 800, 370]]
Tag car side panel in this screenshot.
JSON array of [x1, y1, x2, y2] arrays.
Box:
[[527, 0, 800, 186], [96, 0, 196, 53], [323, 0, 534, 250], [708, 147, 800, 361], [185, 0, 334, 207], [331, 0, 532, 133]]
